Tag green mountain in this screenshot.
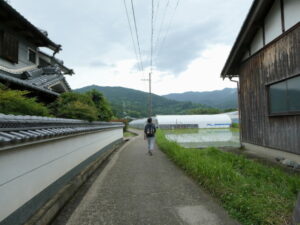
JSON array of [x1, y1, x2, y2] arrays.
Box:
[[163, 88, 238, 109], [75, 85, 206, 118]]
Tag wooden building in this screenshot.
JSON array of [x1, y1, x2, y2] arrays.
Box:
[[222, 0, 300, 155], [0, 0, 73, 102]]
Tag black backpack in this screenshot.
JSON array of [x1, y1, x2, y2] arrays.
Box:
[[145, 124, 156, 137]]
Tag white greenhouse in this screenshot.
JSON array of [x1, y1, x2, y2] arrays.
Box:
[[156, 115, 232, 129], [129, 118, 148, 129]]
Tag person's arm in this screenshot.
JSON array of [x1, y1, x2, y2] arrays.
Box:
[[144, 125, 147, 140]]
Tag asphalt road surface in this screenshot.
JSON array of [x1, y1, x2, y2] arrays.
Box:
[[52, 130, 240, 225]]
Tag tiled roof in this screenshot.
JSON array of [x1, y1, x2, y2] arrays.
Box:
[[0, 114, 124, 151], [0, 66, 72, 95], [0, 71, 60, 96]]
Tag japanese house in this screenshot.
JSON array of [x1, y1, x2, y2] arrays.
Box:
[[222, 0, 300, 154], [0, 0, 73, 102]]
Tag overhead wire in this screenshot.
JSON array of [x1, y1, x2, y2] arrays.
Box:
[[130, 0, 144, 71], [153, 0, 170, 56], [148, 0, 155, 117], [123, 0, 142, 72], [150, 0, 154, 73], [155, 0, 180, 60]]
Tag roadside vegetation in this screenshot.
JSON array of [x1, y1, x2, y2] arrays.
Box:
[[123, 131, 136, 137], [230, 123, 240, 132], [156, 129, 300, 225], [0, 84, 114, 122], [0, 84, 50, 116], [49, 90, 113, 121]]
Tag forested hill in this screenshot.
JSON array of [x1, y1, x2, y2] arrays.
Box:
[[75, 85, 206, 118], [163, 88, 237, 109]]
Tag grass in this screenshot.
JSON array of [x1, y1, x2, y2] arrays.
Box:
[[123, 131, 136, 137], [156, 129, 300, 225], [230, 127, 240, 133]]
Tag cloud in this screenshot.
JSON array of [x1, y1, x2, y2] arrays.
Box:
[[10, 0, 253, 93], [89, 60, 114, 68], [153, 21, 221, 74], [151, 44, 237, 95]]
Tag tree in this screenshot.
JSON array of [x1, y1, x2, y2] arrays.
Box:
[[186, 107, 221, 115], [49, 92, 98, 121], [0, 85, 50, 116], [86, 89, 113, 121]]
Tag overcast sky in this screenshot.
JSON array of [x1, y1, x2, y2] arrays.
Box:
[[10, 0, 253, 95]]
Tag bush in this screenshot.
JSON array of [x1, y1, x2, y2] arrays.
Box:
[[49, 92, 98, 121], [0, 88, 50, 116], [54, 100, 98, 121], [86, 89, 113, 121], [231, 122, 239, 128]]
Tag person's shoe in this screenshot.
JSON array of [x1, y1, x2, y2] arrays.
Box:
[[149, 150, 152, 156]]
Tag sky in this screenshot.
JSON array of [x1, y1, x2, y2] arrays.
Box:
[[10, 0, 253, 95]]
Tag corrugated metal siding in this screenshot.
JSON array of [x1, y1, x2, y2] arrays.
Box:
[[239, 23, 300, 154]]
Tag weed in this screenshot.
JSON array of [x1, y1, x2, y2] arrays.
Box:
[[156, 129, 300, 225]]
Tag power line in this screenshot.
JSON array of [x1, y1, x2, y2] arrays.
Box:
[[148, 0, 154, 117], [150, 0, 154, 73], [153, 0, 170, 56], [123, 0, 142, 71], [155, 0, 180, 60], [130, 0, 144, 71]]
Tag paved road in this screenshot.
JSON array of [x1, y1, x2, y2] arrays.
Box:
[[53, 130, 240, 225]]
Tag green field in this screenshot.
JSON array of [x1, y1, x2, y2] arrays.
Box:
[[164, 128, 240, 148], [156, 129, 300, 225]]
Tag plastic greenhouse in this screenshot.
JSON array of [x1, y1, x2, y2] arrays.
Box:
[[156, 115, 232, 129], [129, 118, 147, 129]]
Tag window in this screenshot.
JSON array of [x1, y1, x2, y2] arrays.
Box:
[[269, 75, 300, 115], [28, 49, 36, 64], [0, 31, 19, 63]]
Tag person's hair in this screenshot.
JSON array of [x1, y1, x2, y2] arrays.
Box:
[[147, 117, 152, 123]]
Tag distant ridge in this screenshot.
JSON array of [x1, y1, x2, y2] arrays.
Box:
[[163, 88, 237, 109], [75, 85, 207, 118]]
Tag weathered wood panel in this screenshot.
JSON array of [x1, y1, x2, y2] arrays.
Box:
[[239, 23, 300, 154]]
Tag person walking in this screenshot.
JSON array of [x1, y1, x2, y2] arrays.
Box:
[[144, 117, 156, 155]]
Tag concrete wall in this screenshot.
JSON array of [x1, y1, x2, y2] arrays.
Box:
[[0, 128, 123, 224]]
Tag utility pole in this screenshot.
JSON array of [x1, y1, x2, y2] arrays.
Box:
[[148, 72, 152, 117], [142, 74, 152, 118]]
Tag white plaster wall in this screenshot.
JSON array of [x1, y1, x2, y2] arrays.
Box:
[[0, 38, 37, 71], [242, 50, 250, 61], [0, 128, 123, 222], [284, 0, 300, 30], [250, 28, 264, 54], [264, 0, 282, 44]]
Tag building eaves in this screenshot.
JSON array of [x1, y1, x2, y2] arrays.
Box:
[[0, 71, 59, 96], [221, 0, 274, 78], [0, 0, 61, 52], [0, 114, 124, 151], [38, 51, 75, 75]]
